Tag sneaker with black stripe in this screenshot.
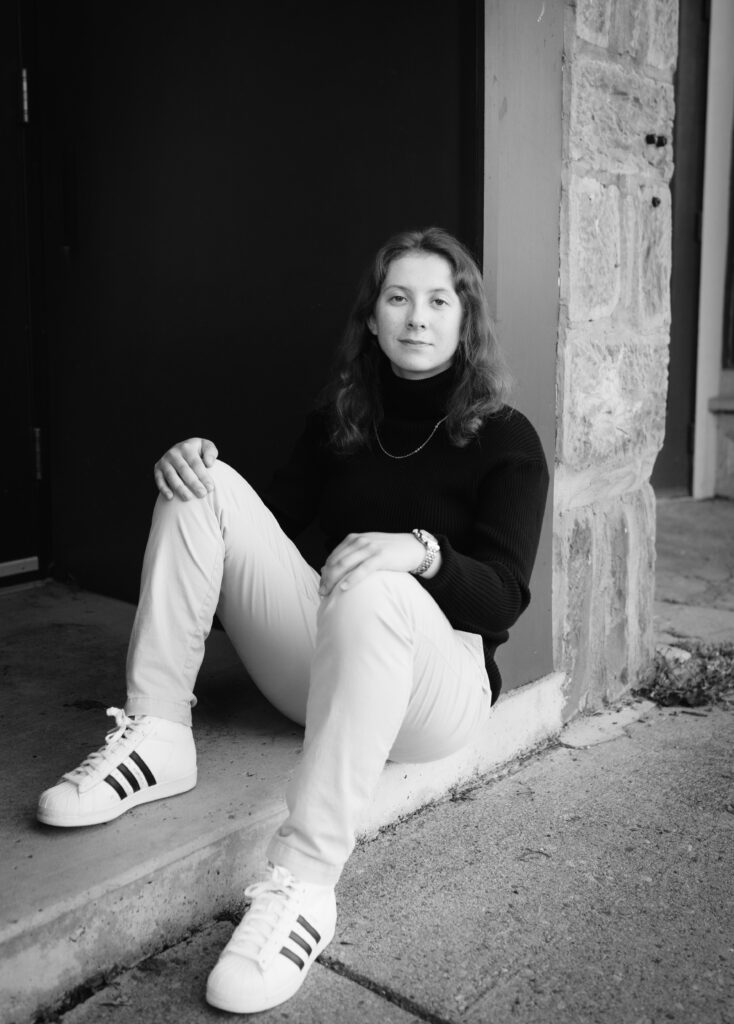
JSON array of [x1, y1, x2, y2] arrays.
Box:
[[206, 865, 337, 1014], [37, 707, 197, 827]]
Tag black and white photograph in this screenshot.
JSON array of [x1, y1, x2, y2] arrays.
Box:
[[2, 1, 733, 1022]]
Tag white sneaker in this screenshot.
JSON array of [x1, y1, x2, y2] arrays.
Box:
[[37, 707, 197, 827], [206, 865, 337, 1014]]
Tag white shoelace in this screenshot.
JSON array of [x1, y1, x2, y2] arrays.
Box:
[[228, 866, 303, 968], [63, 707, 140, 784]]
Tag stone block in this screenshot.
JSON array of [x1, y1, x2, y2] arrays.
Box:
[[555, 502, 612, 712], [577, 0, 613, 47], [554, 506, 594, 699], [554, 486, 656, 715], [647, 0, 679, 72], [620, 192, 639, 318], [569, 56, 674, 177], [567, 176, 621, 322], [618, 185, 672, 327], [553, 457, 659, 510], [602, 485, 656, 697], [595, 503, 625, 699], [559, 329, 668, 470], [612, 0, 651, 64], [635, 184, 672, 328], [612, 0, 679, 71], [626, 482, 657, 673]]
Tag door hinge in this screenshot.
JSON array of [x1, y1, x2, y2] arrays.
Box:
[[21, 67, 29, 124], [33, 427, 42, 481]]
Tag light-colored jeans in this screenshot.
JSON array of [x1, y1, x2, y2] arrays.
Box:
[[125, 461, 493, 884]]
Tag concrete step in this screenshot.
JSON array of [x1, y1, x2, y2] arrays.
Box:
[[0, 583, 565, 1024]]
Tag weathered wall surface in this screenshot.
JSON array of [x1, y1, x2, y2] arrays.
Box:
[[555, 0, 678, 712]]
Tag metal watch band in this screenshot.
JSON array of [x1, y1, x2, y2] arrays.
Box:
[[410, 529, 439, 576]]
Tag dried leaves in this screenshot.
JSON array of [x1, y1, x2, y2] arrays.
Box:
[[634, 642, 734, 708]]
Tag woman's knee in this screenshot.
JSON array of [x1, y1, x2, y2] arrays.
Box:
[[206, 460, 263, 511], [151, 461, 261, 536], [318, 570, 418, 629], [208, 459, 247, 491]]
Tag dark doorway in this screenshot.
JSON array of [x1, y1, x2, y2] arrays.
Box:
[[652, 0, 710, 495], [1, 1, 41, 583], [32, 0, 482, 601]]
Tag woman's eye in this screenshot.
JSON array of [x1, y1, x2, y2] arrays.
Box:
[[432, 298, 448, 307], [387, 294, 406, 304]]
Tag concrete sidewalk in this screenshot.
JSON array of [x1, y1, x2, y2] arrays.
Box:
[[654, 497, 734, 646], [61, 691, 734, 1024], [2, 497, 733, 1023]]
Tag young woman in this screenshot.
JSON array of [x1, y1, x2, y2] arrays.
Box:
[[37, 227, 549, 1014]]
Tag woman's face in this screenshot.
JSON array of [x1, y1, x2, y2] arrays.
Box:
[[368, 253, 463, 380]]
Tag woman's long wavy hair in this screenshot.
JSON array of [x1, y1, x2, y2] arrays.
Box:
[[324, 227, 512, 451]]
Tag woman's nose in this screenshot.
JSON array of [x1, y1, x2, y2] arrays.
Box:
[[407, 307, 427, 329]]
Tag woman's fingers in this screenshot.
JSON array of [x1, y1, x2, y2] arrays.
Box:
[[320, 536, 380, 595], [153, 465, 174, 500], [154, 459, 196, 501], [317, 536, 372, 593], [319, 532, 426, 596], [168, 450, 212, 498], [335, 553, 380, 592], [325, 536, 371, 565], [153, 438, 218, 500], [324, 533, 366, 564], [202, 439, 219, 467]]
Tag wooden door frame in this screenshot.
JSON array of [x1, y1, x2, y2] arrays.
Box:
[[693, 0, 734, 497]]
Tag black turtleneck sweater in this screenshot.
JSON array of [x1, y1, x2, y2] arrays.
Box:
[[263, 363, 549, 702]]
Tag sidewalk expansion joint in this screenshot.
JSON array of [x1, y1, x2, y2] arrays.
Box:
[[32, 969, 121, 1024], [318, 953, 457, 1024]]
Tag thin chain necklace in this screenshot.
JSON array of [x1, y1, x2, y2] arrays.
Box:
[[374, 416, 448, 460]]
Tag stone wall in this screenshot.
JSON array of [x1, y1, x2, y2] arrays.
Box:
[[555, 0, 678, 713]]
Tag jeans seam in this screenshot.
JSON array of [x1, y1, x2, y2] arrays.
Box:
[[414, 623, 488, 693], [181, 544, 224, 684]]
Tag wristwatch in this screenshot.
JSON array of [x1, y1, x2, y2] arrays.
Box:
[[410, 529, 441, 576]]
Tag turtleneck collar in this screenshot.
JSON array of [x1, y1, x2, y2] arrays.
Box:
[[378, 357, 456, 421]]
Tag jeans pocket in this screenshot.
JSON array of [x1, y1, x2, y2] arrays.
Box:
[[456, 630, 491, 695]]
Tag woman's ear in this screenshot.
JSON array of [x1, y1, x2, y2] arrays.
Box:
[[367, 316, 377, 335]]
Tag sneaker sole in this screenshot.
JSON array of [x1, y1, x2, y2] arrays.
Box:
[[37, 771, 198, 827]]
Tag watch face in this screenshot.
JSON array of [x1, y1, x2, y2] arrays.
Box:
[[414, 529, 439, 552]]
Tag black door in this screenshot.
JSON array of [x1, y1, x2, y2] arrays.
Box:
[[35, 0, 482, 601], [652, 0, 709, 494], [1, 1, 42, 583]]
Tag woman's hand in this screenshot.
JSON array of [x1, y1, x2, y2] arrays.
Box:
[[153, 438, 219, 501], [319, 532, 428, 596]]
